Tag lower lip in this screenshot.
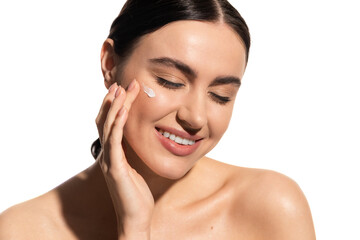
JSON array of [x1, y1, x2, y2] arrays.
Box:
[[154, 129, 201, 156]]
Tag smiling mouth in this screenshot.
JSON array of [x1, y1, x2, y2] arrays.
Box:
[[156, 128, 201, 146]]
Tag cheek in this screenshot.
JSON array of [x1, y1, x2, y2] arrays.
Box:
[[208, 104, 234, 140], [124, 84, 182, 136]]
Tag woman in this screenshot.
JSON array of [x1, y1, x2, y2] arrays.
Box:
[[0, 0, 315, 239]]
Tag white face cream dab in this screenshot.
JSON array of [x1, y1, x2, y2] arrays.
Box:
[[142, 83, 156, 98]]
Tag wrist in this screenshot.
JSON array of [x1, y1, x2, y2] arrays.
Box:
[[118, 220, 151, 240], [119, 232, 150, 240], [118, 227, 150, 240]]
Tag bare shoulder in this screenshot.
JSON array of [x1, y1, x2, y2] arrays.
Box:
[[231, 166, 316, 239], [199, 158, 315, 239], [0, 192, 67, 240]]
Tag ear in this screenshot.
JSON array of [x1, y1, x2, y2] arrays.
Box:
[[100, 38, 118, 89]]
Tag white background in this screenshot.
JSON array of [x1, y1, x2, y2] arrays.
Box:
[[0, 0, 359, 239]]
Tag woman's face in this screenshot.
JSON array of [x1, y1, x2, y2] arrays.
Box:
[[115, 20, 247, 179]]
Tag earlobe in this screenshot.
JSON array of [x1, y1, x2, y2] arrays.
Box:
[[101, 38, 118, 88]]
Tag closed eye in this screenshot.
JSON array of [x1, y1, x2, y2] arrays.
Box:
[[156, 77, 184, 89], [208, 92, 231, 105]]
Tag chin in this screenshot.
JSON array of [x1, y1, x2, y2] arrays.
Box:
[[148, 160, 192, 180], [137, 149, 196, 180]]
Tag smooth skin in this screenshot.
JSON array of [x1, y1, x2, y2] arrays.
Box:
[[0, 21, 316, 239]]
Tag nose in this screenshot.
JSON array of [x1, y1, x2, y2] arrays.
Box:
[[176, 92, 207, 133]]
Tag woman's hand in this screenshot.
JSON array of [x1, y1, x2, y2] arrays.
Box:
[[95, 79, 154, 239]]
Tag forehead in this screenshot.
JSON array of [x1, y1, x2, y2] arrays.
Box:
[[133, 20, 247, 78]]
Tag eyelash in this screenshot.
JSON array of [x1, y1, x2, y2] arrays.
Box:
[[156, 77, 184, 89], [155, 77, 231, 105], [208, 92, 231, 105]]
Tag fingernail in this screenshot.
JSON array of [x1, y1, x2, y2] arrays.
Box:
[[108, 83, 117, 92], [127, 79, 137, 91], [115, 86, 123, 98]]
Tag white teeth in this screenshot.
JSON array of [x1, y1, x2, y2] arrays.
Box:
[[159, 130, 196, 146], [182, 138, 189, 145], [175, 136, 183, 144], [169, 134, 176, 141]]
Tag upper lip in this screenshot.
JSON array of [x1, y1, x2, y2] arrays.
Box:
[[155, 126, 204, 141]]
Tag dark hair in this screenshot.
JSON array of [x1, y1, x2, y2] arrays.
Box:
[[108, 0, 250, 66]]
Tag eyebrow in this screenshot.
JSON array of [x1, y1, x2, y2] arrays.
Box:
[[148, 57, 197, 79], [210, 76, 241, 87], [148, 57, 241, 87]]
